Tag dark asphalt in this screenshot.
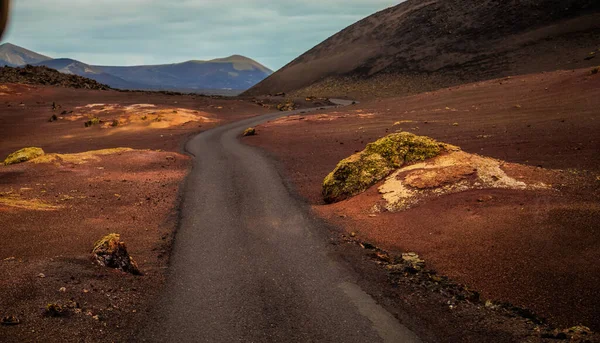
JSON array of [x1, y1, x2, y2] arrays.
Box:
[[141, 101, 421, 343]]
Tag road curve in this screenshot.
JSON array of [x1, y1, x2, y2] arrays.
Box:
[[140, 100, 421, 342]]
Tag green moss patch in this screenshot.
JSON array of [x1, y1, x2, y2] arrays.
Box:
[[322, 132, 448, 203], [3, 147, 45, 166]]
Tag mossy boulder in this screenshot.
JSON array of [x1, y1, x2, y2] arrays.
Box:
[[322, 132, 447, 203], [277, 101, 296, 111], [84, 117, 101, 127], [92, 234, 140, 275], [3, 147, 45, 166], [243, 127, 256, 136]]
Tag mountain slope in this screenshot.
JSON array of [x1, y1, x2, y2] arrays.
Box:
[[0, 43, 273, 92], [34, 58, 145, 89], [0, 65, 110, 90], [244, 0, 600, 98], [0, 43, 51, 66], [96, 56, 272, 90]]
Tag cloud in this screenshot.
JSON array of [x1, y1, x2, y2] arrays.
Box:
[[3, 0, 398, 70]]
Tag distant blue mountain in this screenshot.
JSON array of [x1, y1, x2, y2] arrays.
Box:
[[0, 43, 273, 92]]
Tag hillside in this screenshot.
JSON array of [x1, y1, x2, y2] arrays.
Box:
[[96, 55, 272, 91], [0, 43, 51, 66], [34, 58, 147, 90], [0, 43, 272, 93], [244, 0, 600, 99], [0, 65, 110, 90]]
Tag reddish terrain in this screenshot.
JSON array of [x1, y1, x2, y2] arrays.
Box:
[[246, 68, 600, 333], [0, 84, 270, 342]]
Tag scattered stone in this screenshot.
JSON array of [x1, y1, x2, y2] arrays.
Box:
[[84, 117, 101, 127], [91, 234, 141, 275], [242, 127, 256, 136], [59, 287, 66, 292], [44, 303, 65, 317], [1, 316, 20, 325], [276, 100, 297, 111], [452, 122, 459, 126], [48, 114, 58, 122], [3, 147, 45, 165], [591, 67, 599, 75], [401, 252, 425, 272], [360, 242, 376, 250], [37, 273, 46, 278]]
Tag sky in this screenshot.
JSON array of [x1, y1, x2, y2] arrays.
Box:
[[2, 0, 398, 71]]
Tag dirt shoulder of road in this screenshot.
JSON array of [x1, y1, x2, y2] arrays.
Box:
[[0, 84, 270, 342], [244, 67, 600, 341]]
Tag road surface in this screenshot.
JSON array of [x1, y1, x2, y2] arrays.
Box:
[[141, 100, 421, 342]]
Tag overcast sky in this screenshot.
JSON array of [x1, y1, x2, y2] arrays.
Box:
[[2, 0, 397, 70]]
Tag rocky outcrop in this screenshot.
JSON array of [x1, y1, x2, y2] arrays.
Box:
[[322, 133, 449, 203], [3, 147, 45, 165], [91, 234, 140, 275]]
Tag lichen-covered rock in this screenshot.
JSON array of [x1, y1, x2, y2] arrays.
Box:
[[242, 127, 256, 136], [91, 234, 140, 275], [322, 132, 446, 203], [276, 100, 296, 111], [3, 147, 45, 166]]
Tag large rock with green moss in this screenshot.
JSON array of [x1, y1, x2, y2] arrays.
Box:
[[3, 147, 45, 166], [92, 233, 141, 275], [322, 132, 448, 203]]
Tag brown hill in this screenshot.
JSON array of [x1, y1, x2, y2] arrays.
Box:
[[244, 0, 600, 99], [0, 65, 111, 90]]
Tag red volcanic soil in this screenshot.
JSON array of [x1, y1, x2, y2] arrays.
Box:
[[245, 68, 600, 333], [0, 84, 270, 159], [0, 85, 269, 342], [0, 150, 189, 342]]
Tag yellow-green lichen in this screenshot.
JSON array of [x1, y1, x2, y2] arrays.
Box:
[[31, 148, 134, 165], [0, 192, 60, 211], [242, 127, 256, 136], [322, 132, 447, 203], [3, 147, 45, 166]]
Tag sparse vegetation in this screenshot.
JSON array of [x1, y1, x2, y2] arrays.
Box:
[[276, 100, 297, 111], [591, 67, 599, 75], [48, 114, 58, 122], [242, 127, 256, 136], [3, 147, 45, 165], [44, 303, 65, 317], [0, 192, 61, 211], [84, 117, 101, 127], [32, 148, 134, 165], [322, 132, 447, 203], [111, 119, 120, 127]]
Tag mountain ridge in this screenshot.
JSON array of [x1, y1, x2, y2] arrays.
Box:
[[0, 43, 272, 93]]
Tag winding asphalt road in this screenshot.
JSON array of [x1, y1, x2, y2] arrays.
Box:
[[141, 101, 421, 342]]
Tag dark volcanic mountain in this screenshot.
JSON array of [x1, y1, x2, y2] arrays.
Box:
[[244, 0, 600, 99], [0, 65, 110, 90], [0, 43, 272, 93]]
